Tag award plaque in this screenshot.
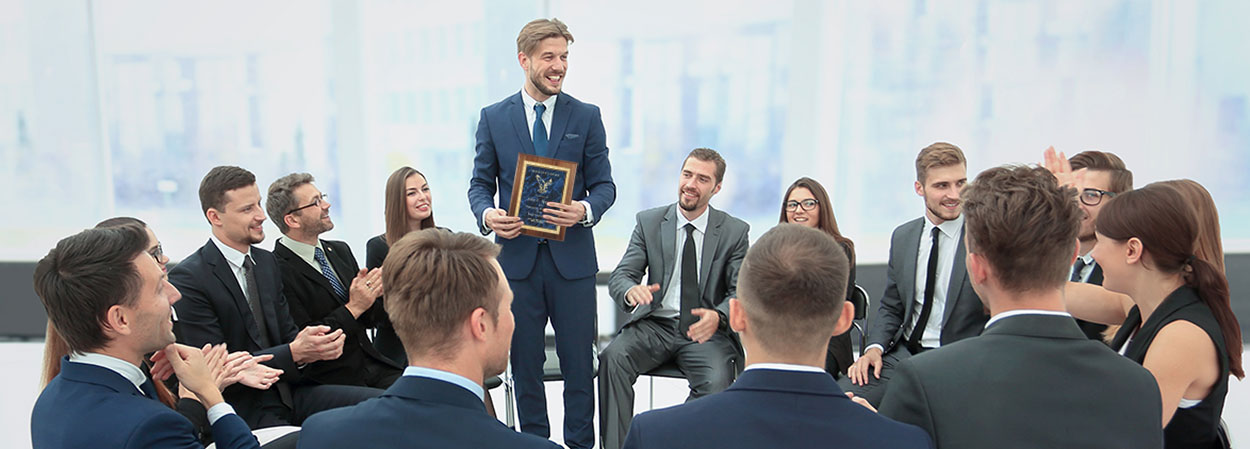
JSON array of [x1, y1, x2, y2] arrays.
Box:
[[508, 153, 578, 241]]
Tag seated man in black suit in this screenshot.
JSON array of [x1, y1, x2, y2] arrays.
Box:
[[31, 224, 262, 449], [265, 173, 401, 389], [877, 165, 1163, 448], [299, 230, 560, 448], [623, 224, 933, 449], [171, 166, 381, 429]]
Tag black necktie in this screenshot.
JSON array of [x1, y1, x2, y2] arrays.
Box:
[[242, 255, 271, 347], [678, 223, 699, 337], [907, 227, 941, 353], [1071, 258, 1088, 282]]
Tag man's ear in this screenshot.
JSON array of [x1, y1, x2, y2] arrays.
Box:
[[967, 251, 991, 287], [728, 298, 748, 334], [206, 208, 223, 227], [103, 304, 131, 338], [284, 213, 300, 232], [832, 300, 854, 336], [468, 307, 490, 342], [915, 180, 925, 197]]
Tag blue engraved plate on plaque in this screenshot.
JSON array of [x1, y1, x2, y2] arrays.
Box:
[[518, 165, 567, 232]]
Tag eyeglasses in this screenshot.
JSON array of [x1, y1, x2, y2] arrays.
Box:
[[147, 243, 164, 262], [785, 199, 820, 212], [1079, 188, 1116, 206], [287, 193, 329, 215]]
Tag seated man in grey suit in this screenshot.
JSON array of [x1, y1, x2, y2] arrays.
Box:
[[844, 142, 988, 407], [299, 230, 559, 448], [624, 224, 933, 449], [878, 165, 1163, 448], [598, 148, 750, 449]]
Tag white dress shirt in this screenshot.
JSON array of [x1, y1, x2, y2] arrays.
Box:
[[69, 352, 237, 424], [653, 207, 709, 318], [743, 363, 827, 374], [983, 309, 1072, 329]]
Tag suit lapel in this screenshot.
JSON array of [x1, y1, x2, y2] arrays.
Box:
[[1087, 263, 1104, 285], [660, 205, 677, 292], [275, 243, 339, 303], [699, 207, 723, 296], [941, 225, 969, 325], [205, 242, 264, 348], [898, 219, 923, 316], [508, 93, 536, 155], [546, 93, 572, 159], [251, 248, 283, 345]]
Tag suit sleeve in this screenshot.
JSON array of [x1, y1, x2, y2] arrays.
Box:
[[714, 223, 750, 321], [578, 105, 615, 226], [469, 108, 500, 234], [128, 408, 259, 449], [868, 229, 907, 350], [608, 214, 649, 312], [365, 236, 387, 270], [878, 360, 938, 444]]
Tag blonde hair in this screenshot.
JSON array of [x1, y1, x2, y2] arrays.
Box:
[[516, 18, 574, 57]]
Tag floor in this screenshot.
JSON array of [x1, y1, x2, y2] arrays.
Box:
[[6, 341, 1248, 448]]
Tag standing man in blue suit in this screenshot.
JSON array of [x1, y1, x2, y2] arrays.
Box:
[[299, 230, 559, 449], [31, 224, 261, 449], [468, 18, 615, 448], [623, 224, 933, 449]]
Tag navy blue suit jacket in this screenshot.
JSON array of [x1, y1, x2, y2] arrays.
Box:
[[623, 368, 934, 449], [298, 375, 560, 448], [468, 91, 615, 280], [31, 358, 258, 449]]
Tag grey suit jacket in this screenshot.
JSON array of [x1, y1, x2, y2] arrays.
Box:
[[867, 217, 986, 352], [879, 314, 1163, 448], [608, 204, 749, 328]]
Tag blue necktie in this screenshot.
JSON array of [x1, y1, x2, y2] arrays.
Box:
[[314, 247, 348, 301], [533, 103, 549, 157]]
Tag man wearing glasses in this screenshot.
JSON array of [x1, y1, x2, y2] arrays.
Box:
[[266, 173, 402, 389], [170, 166, 381, 429], [1064, 151, 1133, 340]]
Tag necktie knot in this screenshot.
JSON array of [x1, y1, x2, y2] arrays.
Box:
[[684, 223, 696, 236], [314, 246, 327, 262], [243, 254, 255, 270], [534, 103, 546, 115]]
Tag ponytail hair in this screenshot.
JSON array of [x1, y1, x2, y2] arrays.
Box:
[[1097, 184, 1242, 378]]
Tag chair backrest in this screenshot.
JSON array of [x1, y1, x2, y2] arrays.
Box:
[[850, 284, 869, 321]]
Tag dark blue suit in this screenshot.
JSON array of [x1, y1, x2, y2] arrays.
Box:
[[297, 375, 560, 449], [468, 91, 615, 447], [623, 368, 934, 449], [31, 358, 259, 449]]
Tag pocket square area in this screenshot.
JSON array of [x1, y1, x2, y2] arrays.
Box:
[[564, 133, 580, 140]]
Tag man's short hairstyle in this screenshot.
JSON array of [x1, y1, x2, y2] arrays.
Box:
[[961, 165, 1081, 292], [33, 224, 150, 353], [737, 224, 849, 358], [685, 147, 727, 184], [516, 18, 574, 57], [915, 142, 967, 183], [199, 166, 256, 216], [1068, 150, 1133, 194], [266, 172, 315, 234], [382, 229, 503, 360]]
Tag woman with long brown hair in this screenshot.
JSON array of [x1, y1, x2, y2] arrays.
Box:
[[1065, 185, 1242, 447], [777, 177, 857, 378], [365, 166, 440, 365]]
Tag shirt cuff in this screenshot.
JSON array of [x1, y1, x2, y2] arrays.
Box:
[[480, 208, 501, 235], [864, 344, 885, 355], [206, 402, 237, 425], [579, 201, 595, 226]]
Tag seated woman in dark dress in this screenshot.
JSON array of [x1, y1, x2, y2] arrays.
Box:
[[777, 177, 856, 378], [365, 166, 442, 365]]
